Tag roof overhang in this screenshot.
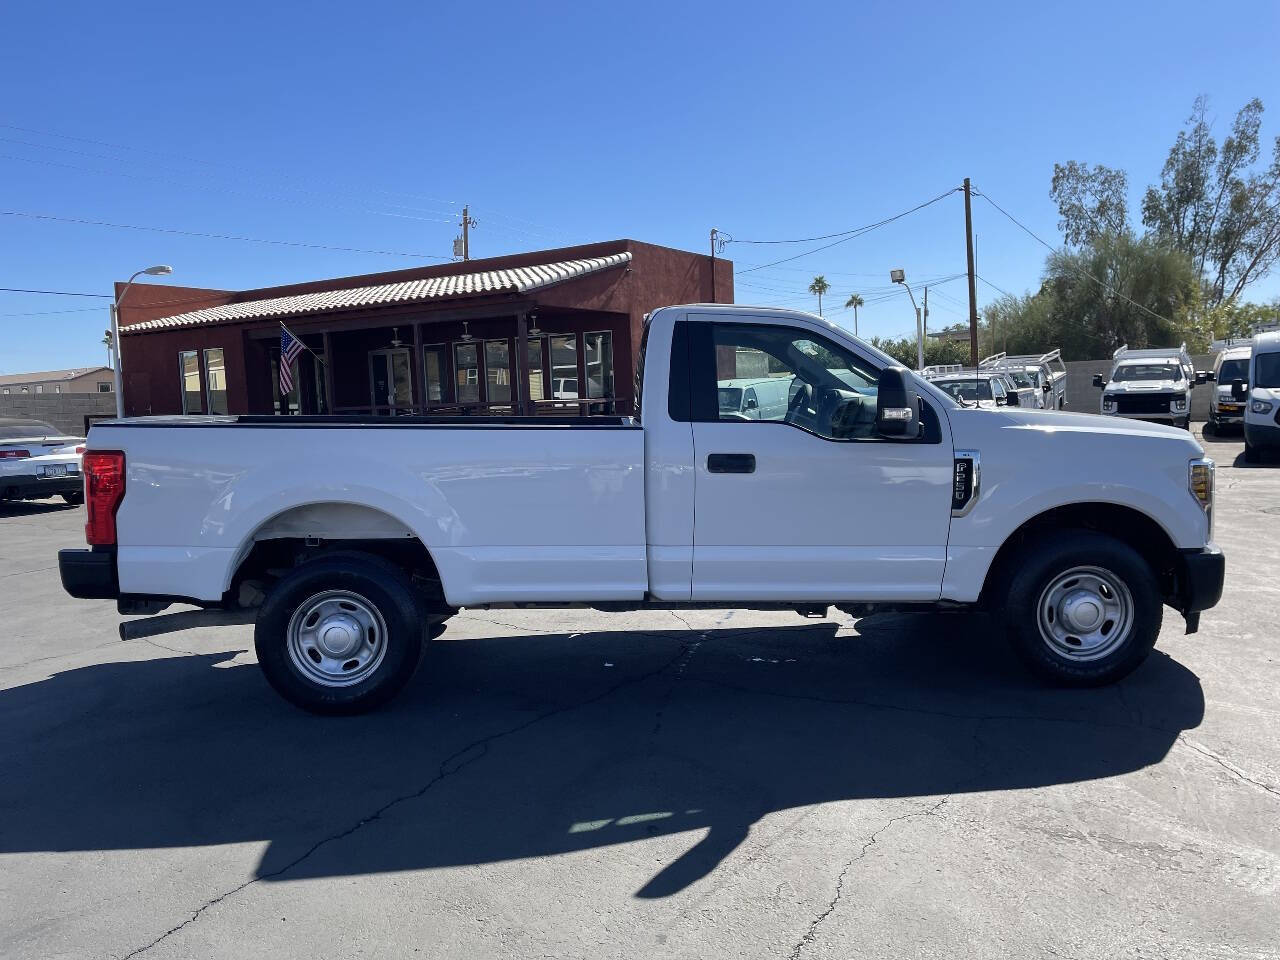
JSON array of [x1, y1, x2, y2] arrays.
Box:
[[122, 253, 632, 335]]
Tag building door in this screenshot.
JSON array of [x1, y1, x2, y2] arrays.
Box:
[[369, 348, 412, 414]]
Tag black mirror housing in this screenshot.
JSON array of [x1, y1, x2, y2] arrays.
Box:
[[1231, 378, 1248, 401], [1092, 374, 1105, 389], [1196, 370, 1214, 384], [876, 366, 918, 437]]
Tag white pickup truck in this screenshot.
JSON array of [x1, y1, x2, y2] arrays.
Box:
[[59, 304, 1224, 714]]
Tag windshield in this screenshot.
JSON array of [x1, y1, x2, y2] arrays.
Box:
[[0, 420, 60, 441], [717, 387, 743, 413], [1112, 363, 1182, 382], [1217, 358, 1248, 384], [936, 379, 993, 402], [1257, 353, 1280, 389], [1007, 371, 1033, 388]]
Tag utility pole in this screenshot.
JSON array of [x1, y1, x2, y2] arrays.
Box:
[[709, 228, 718, 303], [922, 285, 929, 347], [455, 205, 477, 261], [963, 178, 979, 367]]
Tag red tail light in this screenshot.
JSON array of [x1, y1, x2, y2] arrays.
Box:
[[83, 450, 126, 546], [0, 449, 31, 459], [75, 445, 86, 454]]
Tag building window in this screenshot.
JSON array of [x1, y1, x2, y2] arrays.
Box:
[[526, 337, 546, 404], [34, 384, 43, 394], [55, 385, 62, 393], [204, 347, 228, 414], [584, 331, 614, 400], [550, 334, 578, 402], [179, 350, 204, 414], [485, 339, 512, 410], [2, 388, 8, 395], [455, 342, 480, 405], [423, 345, 452, 405], [98, 382, 112, 392]]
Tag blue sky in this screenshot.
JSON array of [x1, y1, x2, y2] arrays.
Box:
[[2, 0, 1278, 372]]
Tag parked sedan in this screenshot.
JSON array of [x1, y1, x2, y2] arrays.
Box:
[[0, 418, 85, 505]]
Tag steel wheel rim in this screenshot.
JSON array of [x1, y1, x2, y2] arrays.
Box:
[[1036, 565, 1134, 662], [286, 589, 388, 687]]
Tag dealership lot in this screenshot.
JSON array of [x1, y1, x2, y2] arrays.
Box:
[[1, 426, 1277, 960]]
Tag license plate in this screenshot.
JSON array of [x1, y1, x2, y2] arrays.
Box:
[[43, 465, 67, 478], [1220, 404, 1240, 412]]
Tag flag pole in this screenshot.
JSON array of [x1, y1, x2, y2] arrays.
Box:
[[280, 322, 327, 366]]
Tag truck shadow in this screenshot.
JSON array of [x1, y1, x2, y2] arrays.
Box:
[[0, 615, 1204, 898]]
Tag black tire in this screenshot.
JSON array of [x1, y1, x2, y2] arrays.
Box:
[[1003, 531, 1162, 686], [254, 553, 425, 714], [1244, 442, 1261, 464], [61, 491, 84, 506]]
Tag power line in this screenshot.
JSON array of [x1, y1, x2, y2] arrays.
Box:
[[0, 286, 110, 298], [1, 210, 452, 260], [0, 305, 101, 318], [732, 188, 963, 275], [971, 185, 1178, 326]]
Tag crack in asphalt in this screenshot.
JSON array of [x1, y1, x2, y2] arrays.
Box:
[[116, 635, 697, 960], [787, 797, 950, 960], [1177, 734, 1280, 800]]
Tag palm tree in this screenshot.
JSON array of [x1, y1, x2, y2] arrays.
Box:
[[808, 275, 830, 316], [844, 293, 864, 337]]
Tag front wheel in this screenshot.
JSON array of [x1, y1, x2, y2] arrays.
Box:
[[254, 553, 426, 714], [1244, 441, 1261, 464], [1003, 531, 1162, 686]]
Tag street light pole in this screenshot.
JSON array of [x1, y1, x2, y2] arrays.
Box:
[[891, 269, 924, 370], [111, 265, 173, 418]]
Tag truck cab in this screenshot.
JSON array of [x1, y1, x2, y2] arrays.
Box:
[[1207, 340, 1253, 431], [1094, 343, 1195, 430]]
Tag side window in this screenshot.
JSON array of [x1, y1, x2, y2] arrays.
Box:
[[706, 323, 880, 440], [991, 378, 1006, 401]]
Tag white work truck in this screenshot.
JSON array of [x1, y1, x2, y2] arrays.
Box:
[[60, 305, 1224, 714], [1094, 343, 1196, 430]]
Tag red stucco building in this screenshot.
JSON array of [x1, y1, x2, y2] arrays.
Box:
[[116, 239, 732, 418]]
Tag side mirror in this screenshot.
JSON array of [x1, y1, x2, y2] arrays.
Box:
[[744, 396, 758, 410], [1232, 378, 1248, 401], [1196, 370, 1215, 384], [1005, 391, 1019, 407], [1042, 383, 1051, 393], [1092, 374, 1105, 389], [876, 366, 919, 438]]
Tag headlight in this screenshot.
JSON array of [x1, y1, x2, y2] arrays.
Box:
[[1252, 398, 1274, 414], [1171, 395, 1188, 411], [1103, 395, 1116, 412], [1189, 458, 1214, 539]]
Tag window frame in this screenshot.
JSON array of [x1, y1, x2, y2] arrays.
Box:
[[203, 346, 228, 415], [685, 320, 940, 444], [178, 349, 204, 414]]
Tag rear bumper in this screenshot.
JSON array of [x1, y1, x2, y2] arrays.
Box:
[[1, 473, 82, 500], [1177, 544, 1224, 614], [59, 548, 119, 600]]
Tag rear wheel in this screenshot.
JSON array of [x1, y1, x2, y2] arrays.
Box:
[[1003, 531, 1162, 686], [255, 553, 426, 714], [60, 490, 84, 506]]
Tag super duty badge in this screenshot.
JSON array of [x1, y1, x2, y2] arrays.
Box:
[[952, 450, 981, 517]]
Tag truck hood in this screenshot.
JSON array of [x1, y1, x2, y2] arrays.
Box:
[[1105, 380, 1184, 393], [965, 407, 1200, 445]]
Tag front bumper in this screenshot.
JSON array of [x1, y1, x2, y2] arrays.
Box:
[[1212, 403, 1244, 423], [0, 472, 82, 500], [59, 548, 119, 600], [1176, 544, 1224, 617], [1245, 421, 1280, 450]]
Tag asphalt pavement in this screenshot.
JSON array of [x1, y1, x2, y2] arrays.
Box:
[[1, 425, 1277, 960]]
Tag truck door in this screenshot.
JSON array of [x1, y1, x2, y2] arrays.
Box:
[[686, 318, 954, 602]]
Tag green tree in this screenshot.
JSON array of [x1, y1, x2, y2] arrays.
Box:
[[808, 275, 830, 316], [978, 231, 1202, 360], [844, 292, 864, 336], [1051, 161, 1129, 245], [1141, 97, 1280, 303]]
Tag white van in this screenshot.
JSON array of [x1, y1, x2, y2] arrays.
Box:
[[1244, 330, 1280, 462], [1207, 339, 1253, 431], [717, 377, 793, 420]]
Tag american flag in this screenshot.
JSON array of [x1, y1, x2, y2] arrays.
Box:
[[279, 325, 305, 395]]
